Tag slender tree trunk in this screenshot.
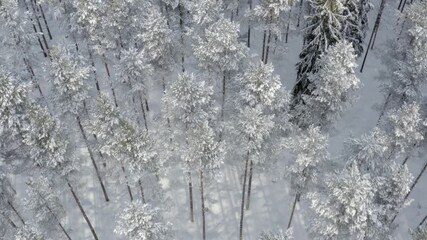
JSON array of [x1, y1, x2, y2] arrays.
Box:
[[285, 0, 294, 43], [102, 55, 119, 108], [145, 98, 150, 112], [188, 171, 195, 222], [23, 0, 47, 57], [67, 181, 99, 240], [239, 152, 250, 240], [398, 0, 404, 9], [400, 0, 408, 12], [418, 213, 427, 228], [219, 73, 226, 140], [139, 95, 149, 132], [245, 160, 253, 210], [30, 0, 49, 53], [247, 0, 252, 48], [138, 179, 146, 203], [200, 170, 206, 240], [360, 0, 386, 72], [370, 26, 379, 50], [7, 201, 25, 225], [76, 116, 110, 202], [2, 213, 17, 229], [377, 92, 391, 124], [35, 0, 52, 40], [87, 48, 101, 94], [264, 25, 272, 64], [179, 2, 185, 72], [120, 162, 134, 201], [287, 192, 300, 229], [261, 30, 267, 62]]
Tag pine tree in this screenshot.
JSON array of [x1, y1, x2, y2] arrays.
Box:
[[162, 72, 215, 222], [296, 41, 361, 129], [193, 17, 248, 123], [413, 224, 427, 240], [342, 0, 364, 56], [187, 121, 224, 240], [114, 200, 171, 240], [293, 0, 346, 105], [15, 225, 45, 240], [284, 125, 328, 228], [252, 0, 291, 63], [236, 105, 274, 240], [308, 161, 374, 240], [24, 176, 71, 240], [189, 0, 223, 26]]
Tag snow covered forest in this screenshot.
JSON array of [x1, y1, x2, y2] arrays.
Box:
[[1, 0, 427, 239]]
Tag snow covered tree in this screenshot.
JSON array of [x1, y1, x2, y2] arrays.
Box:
[[114, 200, 171, 240], [293, 0, 346, 105], [342, 0, 364, 56], [236, 105, 274, 240], [378, 1, 427, 120], [296, 41, 361, 129], [284, 125, 328, 228], [252, 0, 292, 63], [189, 0, 223, 26], [0, 67, 30, 136], [357, 0, 372, 39], [117, 47, 153, 130], [162, 72, 215, 222], [308, 161, 374, 240], [88, 94, 135, 201], [0, 173, 24, 228], [194, 17, 248, 122], [187, 121, 224, 240], [236, 62, 282, 108], [259, 229, 293, 240], [48, 45, 91, 116], [24, 176, 70, 240], [139, 5, 174, 74], [15, 225, 45, 240], [413, 224, 427, 240]]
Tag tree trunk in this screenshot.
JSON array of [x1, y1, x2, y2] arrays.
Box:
[[23, 0, 47, 57], [239, 152, 250, 240], [264, 25, 272, 64], [7, 201, 25, 225], [287, 192, 300, 229], [102, 56, 119, 108], [188, 171, 195, 222], [398, 0, 405, 9], [29, 0, 49, 53], [261, 30, 267, 62], [1, 213, 17, 229], [179, 2, 185, 72], [200, 170, 206, 240], [245, 160, 254, 210], [418, 213, 427, 228], [76, 116, 109, 202], [138, 179, 146, 203], [139, 95, 149, 132], [285, 0, 294, 43], [35, 0, 52, 40], [360, 0, 386, 72], [120, 161, 134, 202], [376, 92, 391, 125], [67, 181, 99, 240], [87, 48, 101, 94]]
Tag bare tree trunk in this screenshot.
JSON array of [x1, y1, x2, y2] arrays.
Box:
[[261, 30, 267, 62], [76, 116, 110, 202], [418, 213, 427, 229], [239, 152, 250, 240], [139, 95, 149, 132], [102, 55, 119, 108], [1, 213, 17, 229], [35, 0, 52, 40], [247, 0, 252, 48], [264, 25, 272, 64], [7, 201, 25, 225], [29, 0, 49, 53], [219, 73, 226, 141], [287, 192, 300, 229], [285, 0, 294, 43], [188, 171, 195, 222], [179, 2, 185, 72], [376, 92, 391, 125], [200, 170, 206, 240], [87, 48, 101, 94], [245, 160, 253, 210], [370, 26, 379, 50], [138, 179, 146, 203], [360, 0, 386, 72], [120, 162, 134, 201], [398, 0, 405, 9], [67, 181, 99, 240], [23, 0, 47, 57]]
